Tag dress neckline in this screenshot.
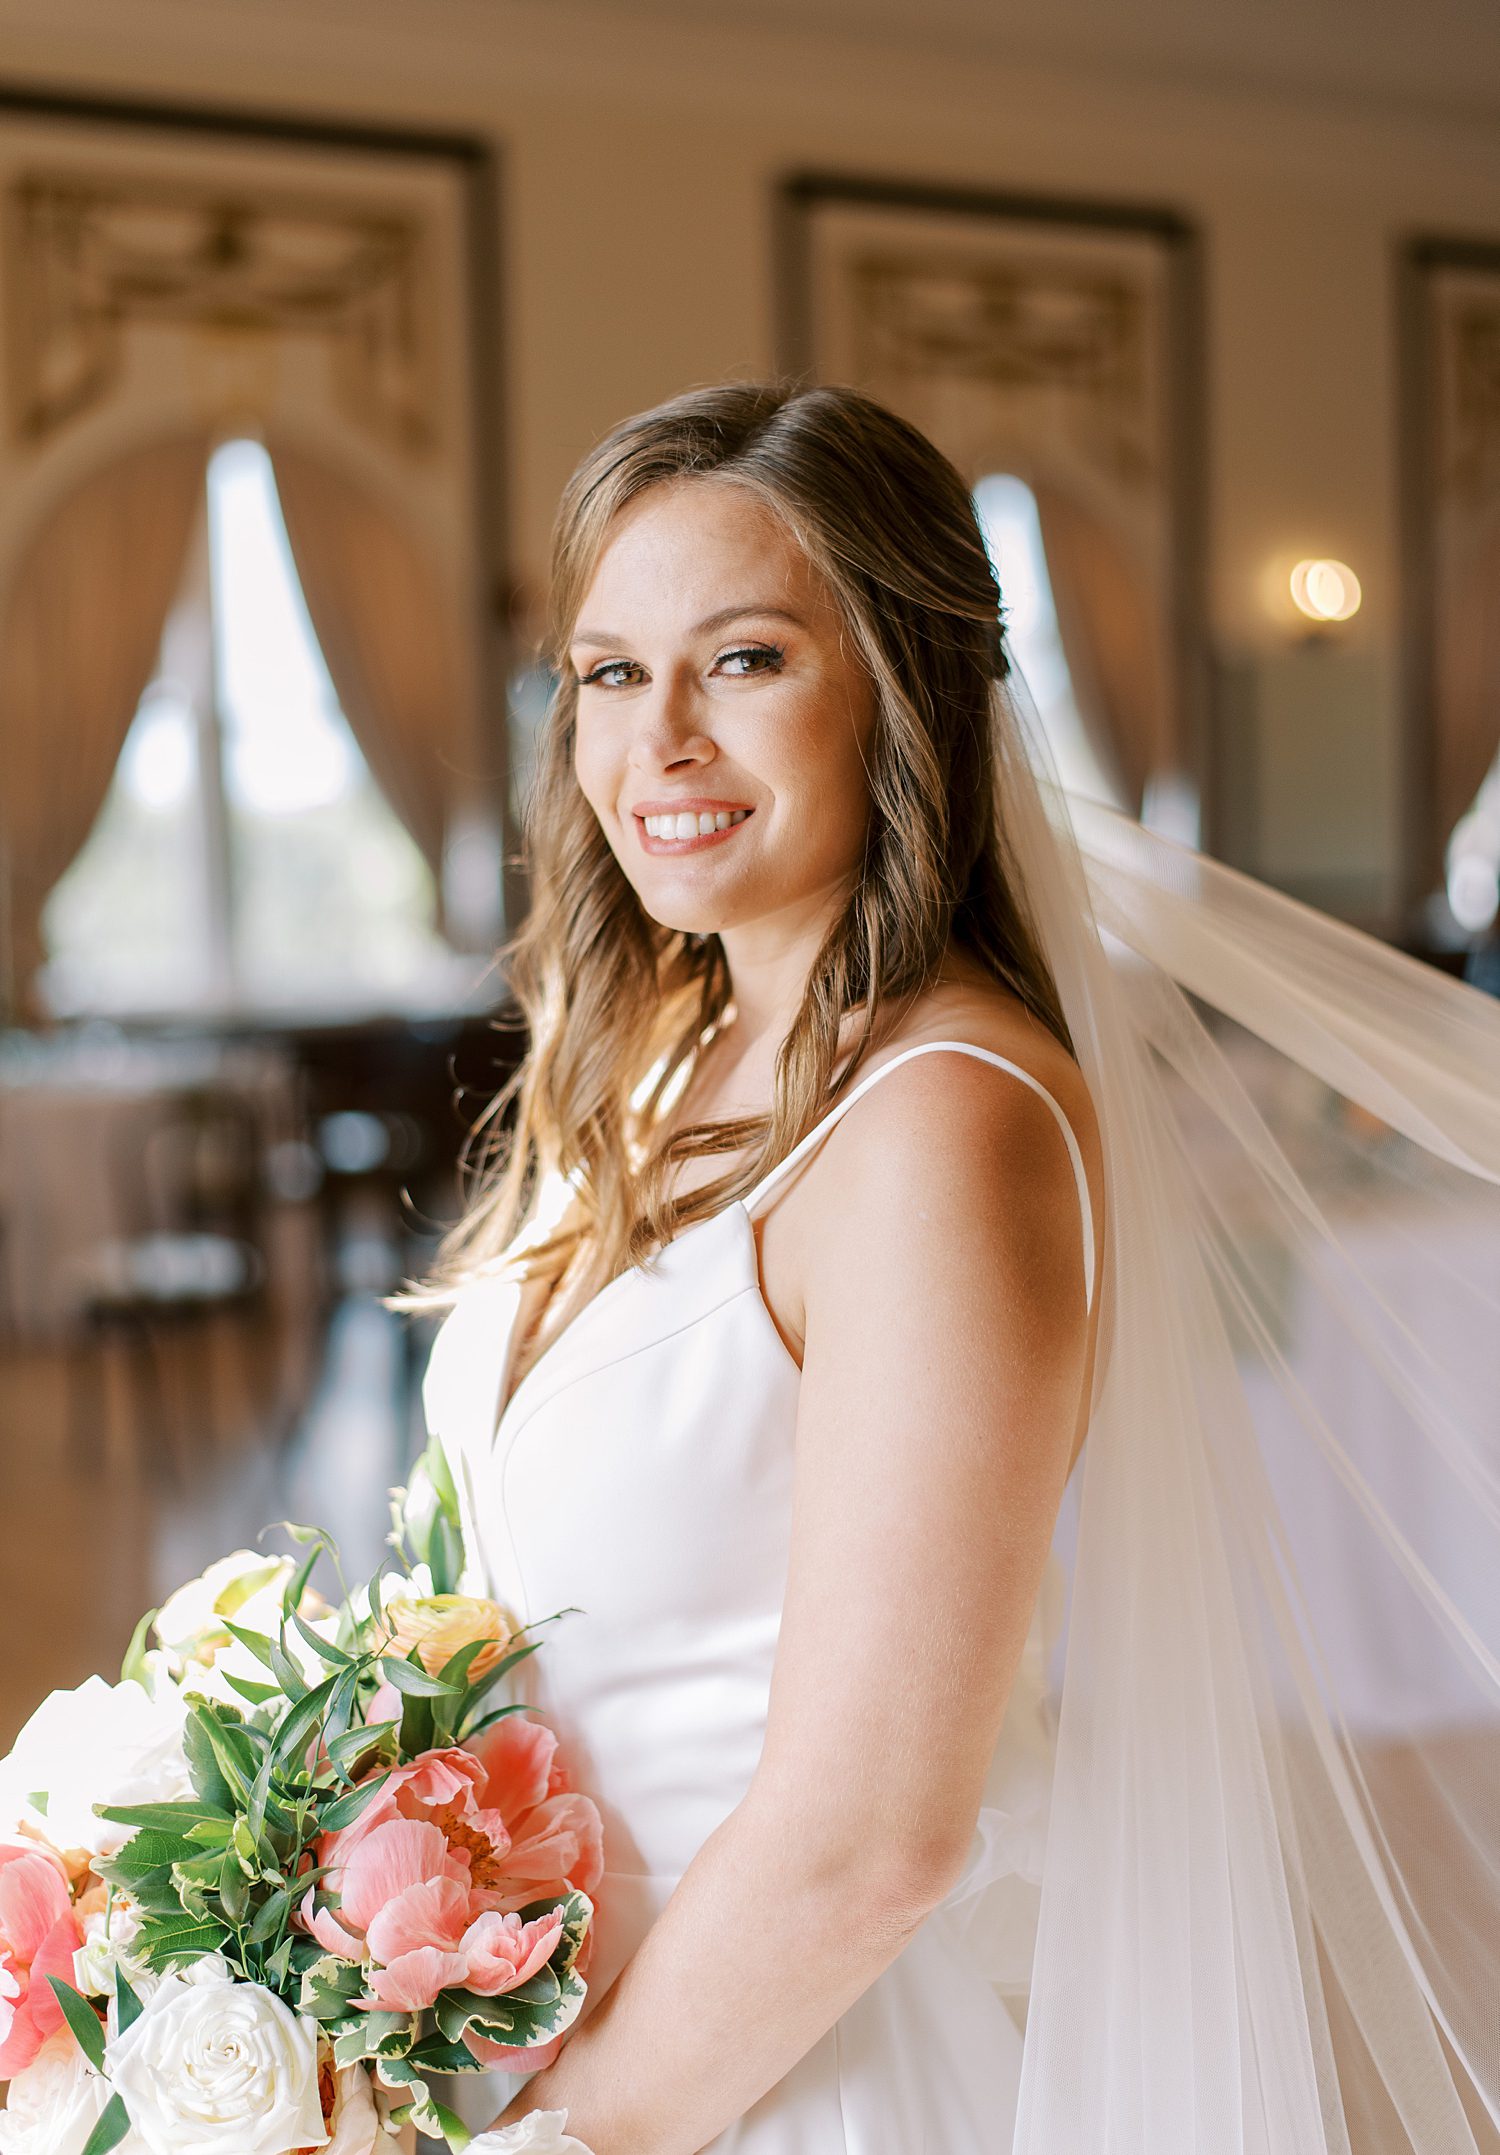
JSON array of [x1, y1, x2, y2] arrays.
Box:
[[490, 1197, 753, 1444], [487, 1035, 1097, 1442]]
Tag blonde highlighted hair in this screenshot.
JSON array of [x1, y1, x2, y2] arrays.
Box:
[[391, 377, 1074, 1320]]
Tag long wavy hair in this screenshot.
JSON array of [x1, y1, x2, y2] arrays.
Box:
[[391, 378, 1075, 1318]]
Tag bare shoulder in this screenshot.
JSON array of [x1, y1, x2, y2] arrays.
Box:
[[829, 977, 1101, 1213], [788, 977, 1103, 1356]]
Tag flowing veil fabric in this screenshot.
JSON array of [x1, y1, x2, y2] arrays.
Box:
[[993, 665, 1500, 2151]]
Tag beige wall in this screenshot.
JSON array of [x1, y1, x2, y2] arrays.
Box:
[[3, 0, 1498, 911]]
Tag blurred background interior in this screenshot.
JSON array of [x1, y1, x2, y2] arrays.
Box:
[[1, 0, 1498, 1899]]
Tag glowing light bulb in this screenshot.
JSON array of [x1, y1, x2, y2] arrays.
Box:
[[1289, 558, 1361, 623]]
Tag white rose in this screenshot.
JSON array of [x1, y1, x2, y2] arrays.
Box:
[[105, 1961, 327, 2154], [155, 1552, 294, 1659], [0, 1677, 192, 1856], [100, 1947, 230, 2032], [0, 2029, 148, 2155], [155, 1552, 344, 1711], [467, 2113, 597, 2153], [73, 1896, 145, 1998]]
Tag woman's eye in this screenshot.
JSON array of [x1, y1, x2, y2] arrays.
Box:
[[576, 644, 784, 690], [577, 660, 641, 689], [716, 644, 785, 676]]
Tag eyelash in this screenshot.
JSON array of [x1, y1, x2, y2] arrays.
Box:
[[575, 642, 786, 690]]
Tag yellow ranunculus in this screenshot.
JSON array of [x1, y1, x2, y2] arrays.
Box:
[[379, 1593, 515, 1681]]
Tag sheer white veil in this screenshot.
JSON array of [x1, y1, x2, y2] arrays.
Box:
[[992, 660, 1500, 2150]]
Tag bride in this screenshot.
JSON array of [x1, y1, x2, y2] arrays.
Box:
[[410, 380, 1500, 2152]]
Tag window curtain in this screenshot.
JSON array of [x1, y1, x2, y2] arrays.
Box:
[[1029, 478, 1179, 819], [1429, 519, 1500, 897], [0, 433, 211, 1025], [263, 432, 467, 931]]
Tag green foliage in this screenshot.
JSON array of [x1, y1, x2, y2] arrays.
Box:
[[378, 1655, 453, 1700], [389, 1433, 464, 1590], [119, 1607, 159, 1692], [46, 1977, 106, 2070], [222, 1622, 276, 1671], [299, 1952, 367, 2022], [430, 2102, 474, 2152], [114, 1964, 144, 2036], [78, 2097, 133, 2155], [85, 1506, 597, 2135]]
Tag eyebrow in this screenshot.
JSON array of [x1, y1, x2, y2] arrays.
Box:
[[570, 603, 807, 648]]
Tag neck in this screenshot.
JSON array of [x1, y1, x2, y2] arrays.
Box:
[[715, 908, 834, 1049]]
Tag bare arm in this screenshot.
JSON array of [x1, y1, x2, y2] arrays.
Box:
[[488, 1052, 1099, 2154]]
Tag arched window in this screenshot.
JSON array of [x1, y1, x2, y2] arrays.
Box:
[[40, 438, 467, 1018], [971, 471, 1124, 810]]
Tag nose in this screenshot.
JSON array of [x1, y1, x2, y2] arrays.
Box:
[[626, 672, 716, 777]]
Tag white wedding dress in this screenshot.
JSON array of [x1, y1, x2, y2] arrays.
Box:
[[420, 1037, 1096, 2151]]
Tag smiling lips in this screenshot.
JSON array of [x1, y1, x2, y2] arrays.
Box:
[[635, 805, 754, 855]]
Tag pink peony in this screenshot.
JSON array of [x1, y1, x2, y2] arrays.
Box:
[[310, 1746, 503, 1873], [463, 2023, 568, 2075], [306, 1719, 601, 1928], [0, 1840, 85, 2077], [299, 1722, 602, 2031], [464, 1715, 604, 1914], [301, 1816, 562, 2011], [458, 1716, 605, 2070]]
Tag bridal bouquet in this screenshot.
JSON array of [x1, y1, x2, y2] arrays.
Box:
[[0, 1439, 603, 2155]]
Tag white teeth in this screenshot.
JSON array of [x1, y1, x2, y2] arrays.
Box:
[[642, 808, 750, 840]]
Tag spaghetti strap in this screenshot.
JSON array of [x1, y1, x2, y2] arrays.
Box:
[[742, 1039, 1097, 1314]]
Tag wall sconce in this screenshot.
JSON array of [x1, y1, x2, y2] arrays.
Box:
[[1288, 558, 1362, 625], [1258, 555, 1365, 644]]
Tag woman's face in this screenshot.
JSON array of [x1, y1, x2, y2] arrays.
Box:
[[569, 478, 878, 943]]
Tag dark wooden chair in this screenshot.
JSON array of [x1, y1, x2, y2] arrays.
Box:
[[67, 1085, 278, 1478]]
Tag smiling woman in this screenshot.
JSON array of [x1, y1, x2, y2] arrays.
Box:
[[412, 383, 1082, 1343], [568, 482, 880, 943], [390, 380, 1102, 2153], [390, 377, 1500, 2155]]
